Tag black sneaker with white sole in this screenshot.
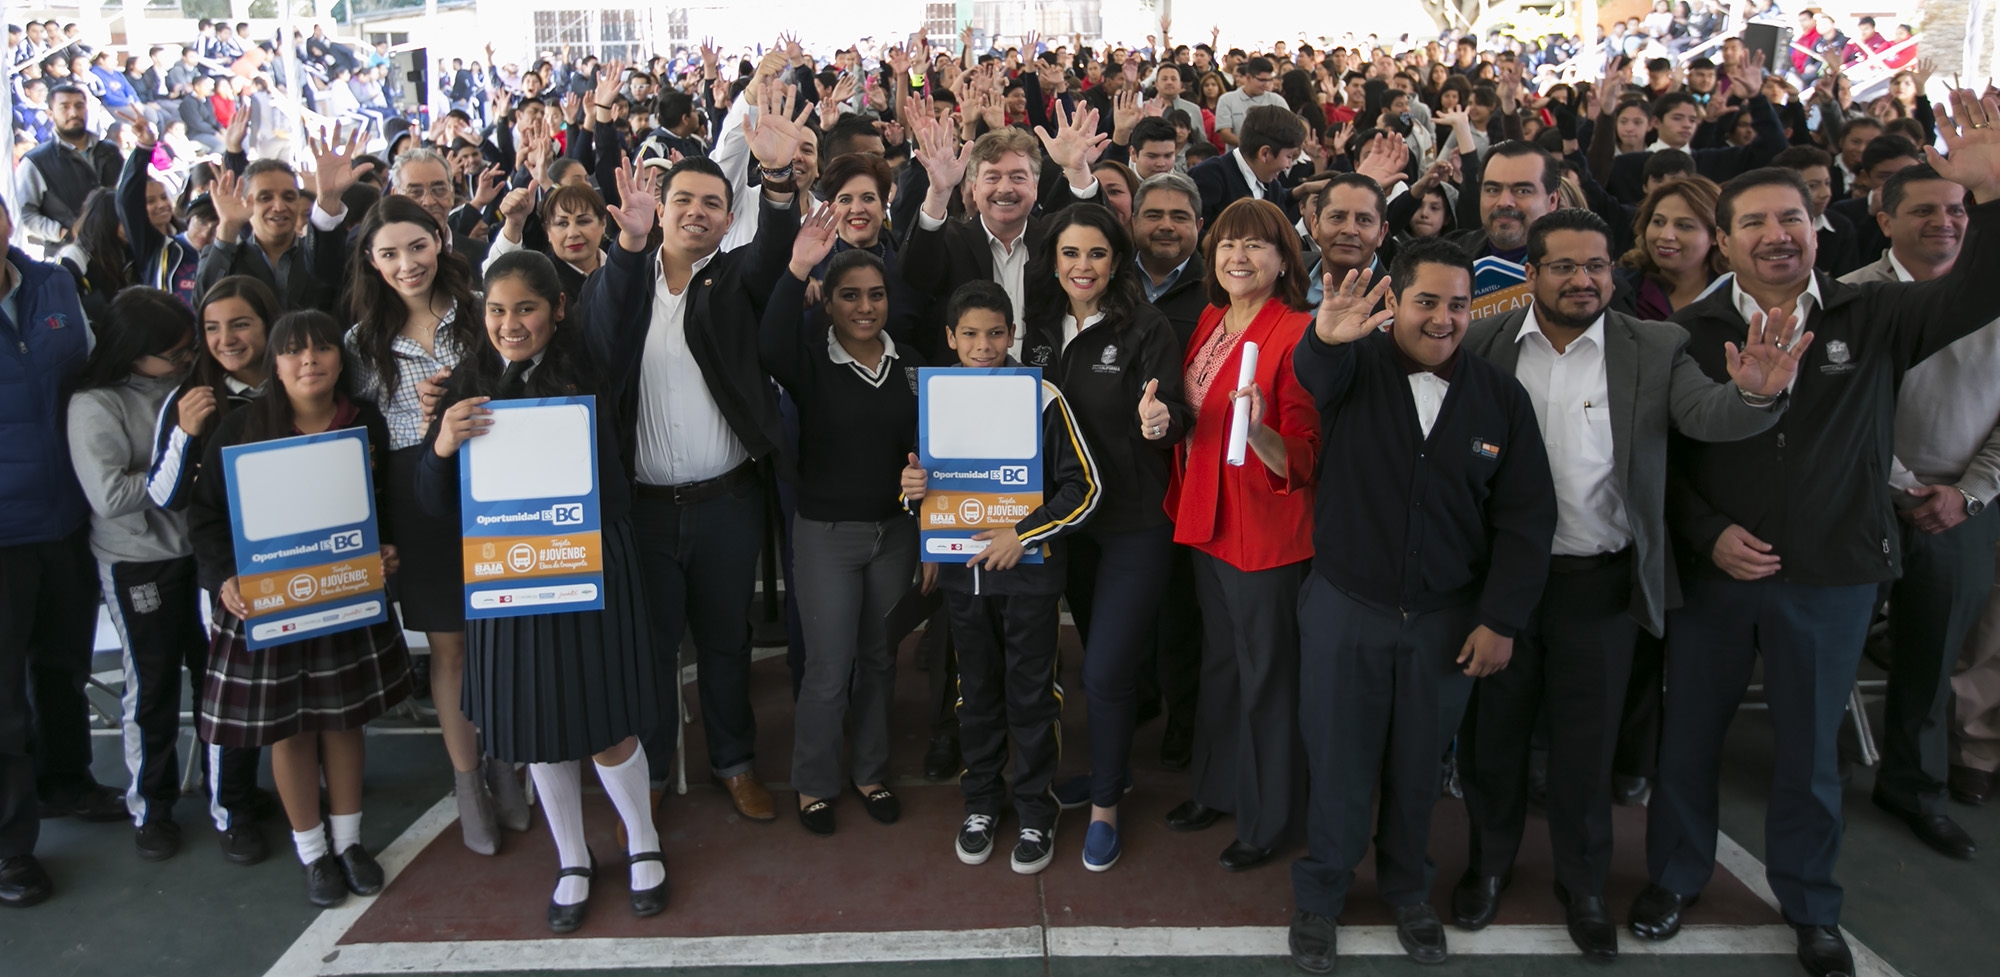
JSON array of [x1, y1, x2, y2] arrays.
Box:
[[1010, 825, 1055, 874], [956, 814, 997, 865]]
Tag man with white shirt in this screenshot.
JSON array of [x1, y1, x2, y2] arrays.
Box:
[[620, 95, 810, 825], [1839, 164, 1990, 861], [1638, 121, 2000, 977], [1187, 105, 1306, 228], [1455, 209, 1799, 962], [1287, 238, 1557, 971], [1210, 57, 1286, 147]]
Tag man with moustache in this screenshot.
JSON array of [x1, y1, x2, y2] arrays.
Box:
[[1304, 174, 1394, 307], [14, 84, 121, 258], [1840, 165, 1989, 860], [1390, 136, 1561, 320], [1455, 209, 1803, 962], [1287, 239, 1558, 971], [1636, 93, 2000, 977]]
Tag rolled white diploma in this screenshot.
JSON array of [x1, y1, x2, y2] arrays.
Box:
[[1225, 341, 1260, 467]]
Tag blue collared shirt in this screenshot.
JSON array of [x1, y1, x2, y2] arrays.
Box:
[[1138, 254, 1193, 303], [1305, 253, 1382, 306]]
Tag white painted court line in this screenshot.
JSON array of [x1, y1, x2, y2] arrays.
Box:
[[317, 929, 1045, 974], [1048, 923, 1798, 957], [1714, 831, 1905, 977], [262, 795, 458, 977]]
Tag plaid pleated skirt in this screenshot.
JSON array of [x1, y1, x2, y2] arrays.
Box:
[[198, 604, 412, 749], [463, 517, 663, 764]]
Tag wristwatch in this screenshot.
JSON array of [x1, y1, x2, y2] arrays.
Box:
[[1961, 487, 1985, 517]]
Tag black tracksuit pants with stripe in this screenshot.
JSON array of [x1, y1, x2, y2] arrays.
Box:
[[946, 591, 1063, 830]]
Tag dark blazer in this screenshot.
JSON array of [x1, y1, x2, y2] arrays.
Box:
[[1829, 195, 1887, 269], [585, 196, 800, 481], [1145, 252, 1208, 350], [1605, 95, 1787, 205], [195, 217, 351, 314], [1667, 198, 2000, 587], [1463, 306, 1786, 636], [1816, 207, 1862, 278], [898, 208, 1050, 359], [179, 95, 220, 138], [1188, 150, 1298, 228]]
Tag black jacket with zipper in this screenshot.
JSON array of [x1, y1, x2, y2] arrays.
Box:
[[1667, 197, 2000, 586], [1020, 301, 1190, 535]]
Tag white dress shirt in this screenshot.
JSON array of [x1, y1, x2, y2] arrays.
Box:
[[1231, 149, 1267, 201], [1408, 371, 1450, 438], [1060, 311, 1107, 353], [912, 210, 1035, 359], [1515, 309, 1633, 557], [635, 250, 750, 486], [1730, 273, 1821, 396]]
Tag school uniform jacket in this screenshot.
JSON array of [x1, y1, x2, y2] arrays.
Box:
[[1605, 96, 1787, 205], [117, 145, 199, 306], [148, 379, 264, 512], [1021, 301, 1190, 535], [1463, 307, 1786, 637], [1668, 197, 2000, 586], [1165, 300, 1321, 572], [1291, 328, 1557, 638]]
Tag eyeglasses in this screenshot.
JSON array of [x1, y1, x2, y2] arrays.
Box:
[[403, 183, 456, 202], [1534, 259, 1613, 278], [146, 344, 197, 367]]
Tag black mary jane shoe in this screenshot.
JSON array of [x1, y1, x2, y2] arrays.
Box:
[[798, 798, 836, 836], [548, 852, 596, 933], [628, 851, 669, 917], [855, 786, 901, 825], [336, 843, 385, 895]]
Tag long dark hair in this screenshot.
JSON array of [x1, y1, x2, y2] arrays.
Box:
[[341, 194, 479, 399], [181, 275, 279, 433], [75, 288, 193, 391], [241, 310, 352, 443], [73, 189, 132, 295], [1025, 203, 1142, 327], [442, 251, 594, 412]]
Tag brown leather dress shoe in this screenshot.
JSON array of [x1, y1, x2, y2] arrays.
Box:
[[1949, 765, 1992, 806], [716, 773, 775, 821]]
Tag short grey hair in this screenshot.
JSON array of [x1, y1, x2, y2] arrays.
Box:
[[1132, 172, 1201, 218], [389, 147, 452, 192]]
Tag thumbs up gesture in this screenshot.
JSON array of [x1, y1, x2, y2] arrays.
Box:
[[900, 452, 929, 501], [1138, 378, 1172, 441]]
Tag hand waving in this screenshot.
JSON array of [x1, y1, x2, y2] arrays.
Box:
[[1929, 88, 2000, 203], [307, 123, 366, 206], [746, 80, 814, 171], [606, 156, 658, 251], [1313, 267, 1395, 346], [788, 202, 841, 280], [1724, 306, 1813, 398], [1037, 101, 1109, 178]]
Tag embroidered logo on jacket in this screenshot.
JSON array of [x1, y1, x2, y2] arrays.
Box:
[[1820, 339, 1857, 375], [1092, 343, 1122, 374], [1471, 439, 1501, 460]]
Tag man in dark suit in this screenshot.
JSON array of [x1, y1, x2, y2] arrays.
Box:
[[1456, 209, 1800, 962], [1772, 146, 1861, 276], [901, 109, 1107, 359], [195, 131, 364, 313], [1637, 110, 2000, 977], [1829, 134, 1924, 269], [1187, 104, 1307, 228]]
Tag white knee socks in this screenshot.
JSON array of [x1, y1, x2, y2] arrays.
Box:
[[293, 823, 328, 865], [529, 760, 590, 905], [329, 812, 362, 853], [594, 745, 664, 890]]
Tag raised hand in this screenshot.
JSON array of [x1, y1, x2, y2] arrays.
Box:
[[913, 113, 973, 212], [1730, 50, 1768, 99], [699, 38, 720, 76], [497, 186, 535, 239], [1313, 267, 1395, 345], [1354, 133, 1410, 185], [593, 59, 626, 107], [1914, 57, 1936, 93], [1037, 101, 1109, 180], [1929, 88, 2000, 203], [211, 169, 252, 235], [605, 156, 658, 250], [307, 123, 366, 205], [788, 202, 841, 279], [1111, 88, 1143, 138], [117, 106, 157, 149], [1137, 379, 1171, 440], [471, 163, 507, 208], [746, 80, 813, 171], [222, 100, 250, 153], [1725, 307, 1813, 397]]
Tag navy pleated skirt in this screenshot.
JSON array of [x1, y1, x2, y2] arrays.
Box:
[[462, 517, 663, 763]]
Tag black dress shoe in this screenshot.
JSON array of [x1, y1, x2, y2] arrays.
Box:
[[1555, 883, 1618, 963], [302, 854, 348, 907], [1288, 910, 1337, 974], [0, 854, 53, 908], [798, 798, 836, 836], [1872, 792, 1977, 860], [1165, 799, 1223, 832], [1949, 764, 1992, 806], [1611, 774, 1652, 807], [219, 821, 267, 865], [1450, 870, 1507, 930], [1159, 719, 1193, 771], [922, 733, 961, 782], [135, 818, 181, 861], [627, 851, 668, 917], [1393, 901, 1448, 964], [42, 783, 128, 823], [1218, 839, 1274, 871], [548, 854, 595, 933], [337, 843, 385, 895], [1628, 884, 1698, 941], [855, 786, 901, 824], [1795, 924, 1854, 977]]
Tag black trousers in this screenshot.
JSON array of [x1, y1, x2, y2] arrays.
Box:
[[946, 590, 1062, 829], [101, 557, 208, 825], [1292, 575, 1475, 917], [0, 528, 100, 858], [1462, 552, 1639, 897], [1190, 553, 1307, 850], [1136, 543, 1203, 731], [922, 604, 959, 737], [1613, 629, 1665, 780], [1881, 506, 2000, 816], [630, 477, 766, 782]]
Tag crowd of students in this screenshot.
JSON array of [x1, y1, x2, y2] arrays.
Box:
[[3, 13, 1999, 977]]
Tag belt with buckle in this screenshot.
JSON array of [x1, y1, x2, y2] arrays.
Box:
[[635, 460, 759, 505]]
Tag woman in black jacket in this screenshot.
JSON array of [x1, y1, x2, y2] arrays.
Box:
[[1019, 203, 1192, 871]]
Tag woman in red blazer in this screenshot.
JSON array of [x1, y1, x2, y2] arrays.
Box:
[[1161, 199, 1319, 870]]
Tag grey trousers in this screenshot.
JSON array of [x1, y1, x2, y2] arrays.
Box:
[[789, 515, 918, 800]]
